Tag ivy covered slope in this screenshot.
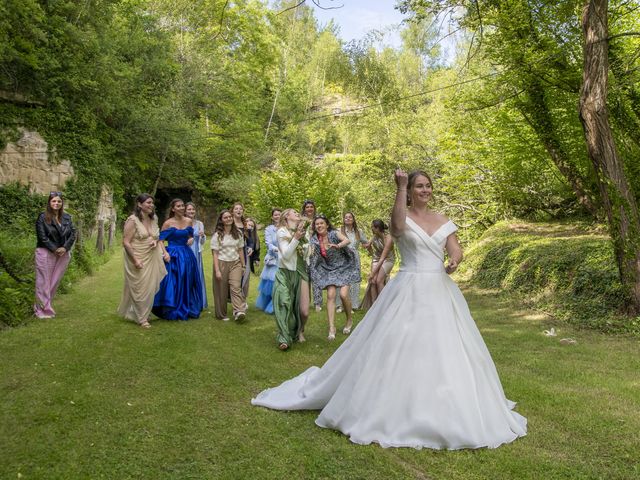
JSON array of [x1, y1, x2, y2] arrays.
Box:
[[458, 221, 638, 334]]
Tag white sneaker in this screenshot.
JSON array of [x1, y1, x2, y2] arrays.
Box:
[[221, 317, 230, 322], [336, 306, 343, 313], [234, 311, 246, 323]]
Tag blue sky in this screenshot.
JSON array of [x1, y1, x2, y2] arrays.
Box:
[[310, 0, 406, 47]]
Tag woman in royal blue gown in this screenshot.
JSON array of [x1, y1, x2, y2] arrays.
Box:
[[152, 198, 203, 320]]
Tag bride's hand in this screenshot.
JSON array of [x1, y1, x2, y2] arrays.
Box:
[[395, 168, 408, 189], [445, 259, 458, 274]]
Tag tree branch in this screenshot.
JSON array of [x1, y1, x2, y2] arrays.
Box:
[[211, 0, 230, 41], [606, 31, 640, 41]]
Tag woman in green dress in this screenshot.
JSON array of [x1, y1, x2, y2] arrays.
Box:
[[272, 208, 310, 350]]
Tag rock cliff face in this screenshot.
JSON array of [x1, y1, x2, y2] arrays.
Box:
[[0, 130, 74, 194], [1, 129, 117, 230]]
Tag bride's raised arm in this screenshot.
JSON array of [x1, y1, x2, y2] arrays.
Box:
[[390, 168, 408, 237]]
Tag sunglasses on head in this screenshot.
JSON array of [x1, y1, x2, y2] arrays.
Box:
[[49, 191, 62, 198]]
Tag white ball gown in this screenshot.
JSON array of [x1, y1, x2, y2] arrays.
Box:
[[251, 217, 527, 449]]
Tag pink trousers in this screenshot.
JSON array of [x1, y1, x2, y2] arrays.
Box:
[[34, 247, 71, 318]]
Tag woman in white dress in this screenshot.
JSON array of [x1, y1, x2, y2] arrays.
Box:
[[252, 169, 527, 450]]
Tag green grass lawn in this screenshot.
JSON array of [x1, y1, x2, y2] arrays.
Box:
[[1, 249, 638, 479]]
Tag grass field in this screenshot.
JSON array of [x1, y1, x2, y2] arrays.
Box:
[[1, 249, 638, 479]]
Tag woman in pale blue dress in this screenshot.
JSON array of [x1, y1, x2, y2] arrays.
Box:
[[256, 208, 281, 314], [185, 202, 207, 309]]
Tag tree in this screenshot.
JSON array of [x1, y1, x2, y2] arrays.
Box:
[[579, 0, 640, 313]]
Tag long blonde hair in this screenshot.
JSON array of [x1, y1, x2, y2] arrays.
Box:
[[278, 208, 298, 229]]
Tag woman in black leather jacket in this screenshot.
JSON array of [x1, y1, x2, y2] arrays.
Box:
[[34, 192, 76, 318]]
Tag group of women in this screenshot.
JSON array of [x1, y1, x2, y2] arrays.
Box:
[[33, 169, 527, 451], [252, 168, 528, 451], [33, 190, 395, 340], [118, 197, 258, 327], [254, 199, 396, 351], [117, 196, 206, 327]]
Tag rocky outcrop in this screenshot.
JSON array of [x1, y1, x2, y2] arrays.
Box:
[[0, 129, 74, 194]]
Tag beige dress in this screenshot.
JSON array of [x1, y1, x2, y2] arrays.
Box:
[[118, 215, 167, 324]]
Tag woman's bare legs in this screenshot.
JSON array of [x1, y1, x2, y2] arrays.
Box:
[[326, 285, 337, 340], [339, 285, 353, 333], [373, 267, 387, 302]]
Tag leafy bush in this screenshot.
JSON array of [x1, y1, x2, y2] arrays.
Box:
[[459, 221, 634, 333]]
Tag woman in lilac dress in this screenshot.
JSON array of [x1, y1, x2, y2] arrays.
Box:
[[152, 198, 203, 320]]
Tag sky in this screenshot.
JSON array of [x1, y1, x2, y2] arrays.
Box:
[[309, 0, 406, 48], [307, 0, 459, 61]]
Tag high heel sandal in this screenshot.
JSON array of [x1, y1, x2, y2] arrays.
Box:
[[327, 328, 336, 341], [342, 325, 352, 335]]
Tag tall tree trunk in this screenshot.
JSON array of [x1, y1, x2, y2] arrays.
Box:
[[151, 149, 168, 197], [579, 0, 640, 314]]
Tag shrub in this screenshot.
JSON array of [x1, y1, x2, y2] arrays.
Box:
[[459, 221, 633, 333]]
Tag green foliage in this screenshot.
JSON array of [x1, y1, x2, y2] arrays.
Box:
[[250, 153, 343, 224], [0, 230, 35, 327], [459, 221, 635, 333], [0, 183, 45, 231]]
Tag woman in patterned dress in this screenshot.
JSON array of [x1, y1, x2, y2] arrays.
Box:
[[309, 214, 359, 340], [301, 200, 323, 312]]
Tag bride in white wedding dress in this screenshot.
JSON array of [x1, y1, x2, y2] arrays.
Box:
[[251, 169, 527, 450]]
